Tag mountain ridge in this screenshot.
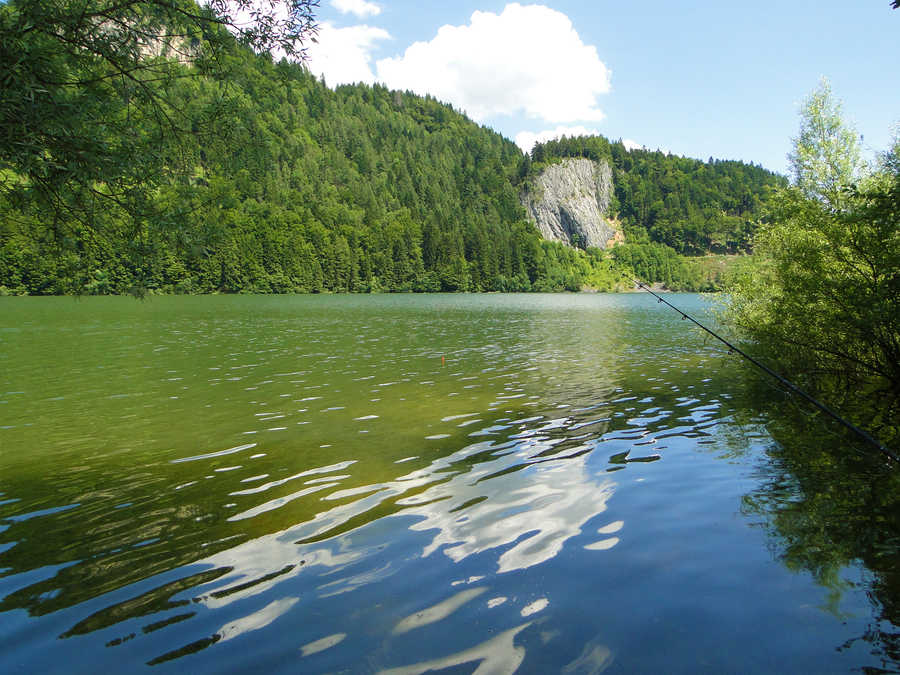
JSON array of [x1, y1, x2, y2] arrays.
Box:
[[1, 42, 784, 295]]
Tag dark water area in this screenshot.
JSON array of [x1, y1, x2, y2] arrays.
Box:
[[1, 293, 898, 673]]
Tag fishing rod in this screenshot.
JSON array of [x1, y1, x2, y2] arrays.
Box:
[[627, 275, 899, 465]]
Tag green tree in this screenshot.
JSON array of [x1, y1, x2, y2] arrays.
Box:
[[787, 79, 864, 209], [728, 84, 900, 446], [0, 0, 318, 255]]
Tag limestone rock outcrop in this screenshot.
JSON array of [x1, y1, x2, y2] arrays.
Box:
[[523, 158, 621, 249]]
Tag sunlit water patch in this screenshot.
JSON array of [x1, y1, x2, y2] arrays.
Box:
[[0, 294, 897, 673]]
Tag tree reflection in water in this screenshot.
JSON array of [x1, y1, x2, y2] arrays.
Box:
[[739, 385, 900, 672]]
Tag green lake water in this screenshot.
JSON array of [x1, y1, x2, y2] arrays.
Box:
[[1, 293, 898, 673]]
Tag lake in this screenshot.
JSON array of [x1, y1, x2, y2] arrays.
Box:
[[1, 293, 898, 673]]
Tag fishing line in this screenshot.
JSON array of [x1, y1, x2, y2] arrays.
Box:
[[627, 275, 899, 465]]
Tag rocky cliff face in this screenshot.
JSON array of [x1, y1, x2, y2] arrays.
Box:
[[523, 158, 621, 249]]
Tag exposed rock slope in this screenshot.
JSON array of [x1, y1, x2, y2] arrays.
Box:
[[524, 158, 621, 249]]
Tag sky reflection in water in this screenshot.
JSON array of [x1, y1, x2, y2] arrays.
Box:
[[0, 294, 896, 673]]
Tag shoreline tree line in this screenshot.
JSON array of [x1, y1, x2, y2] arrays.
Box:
[[1, 0, 783, 296]]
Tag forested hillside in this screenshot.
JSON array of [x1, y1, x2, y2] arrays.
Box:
[[1, 48, 548, 294], [0, 13, 783, 295], [528, 135, 787, 255]]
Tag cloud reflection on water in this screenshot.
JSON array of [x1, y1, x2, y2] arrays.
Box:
[[407, 449, 616, 573], [379, 621, 533, 675], [198, 422, 617, 598], [168, 418, 619, 668], [393, 587, 487, 635], [217, 597, 298, 642]]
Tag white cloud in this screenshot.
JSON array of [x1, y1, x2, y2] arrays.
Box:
[[305, 22, 391, 86], [515, 125, 602, 153], [375, 3, 611, 123], [331, 0, 381, 19]]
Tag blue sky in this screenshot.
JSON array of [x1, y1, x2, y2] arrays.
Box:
[[305, 1, 899, 175]]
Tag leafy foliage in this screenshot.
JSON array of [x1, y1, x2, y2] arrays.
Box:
[[727, 84, 900, 446], [0, 0, 317, 272], [788, 79, 863, 210]]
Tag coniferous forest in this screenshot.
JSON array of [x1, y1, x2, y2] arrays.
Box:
[[0, 5, 783, 296]]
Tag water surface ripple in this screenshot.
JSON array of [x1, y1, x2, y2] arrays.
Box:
[[0, 294, 896, 673]]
